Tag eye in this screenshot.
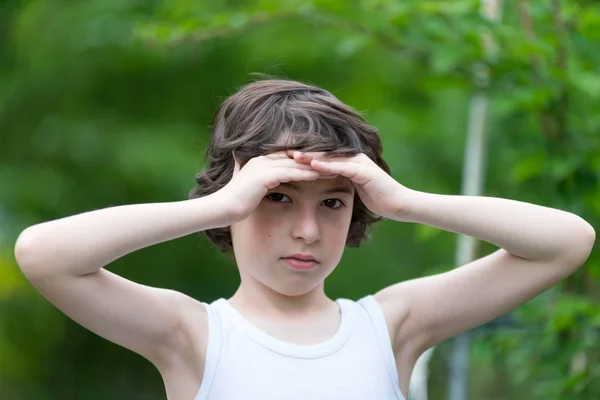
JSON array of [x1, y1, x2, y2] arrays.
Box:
[[322, 199, 344, 209], [266, 194, 343, 209], [266, 193, 291, 203]]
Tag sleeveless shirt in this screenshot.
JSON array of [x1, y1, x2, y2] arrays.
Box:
[[194, 295, 406, 400]]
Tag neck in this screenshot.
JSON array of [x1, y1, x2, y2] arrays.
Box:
[[228, 276, 334, 320]]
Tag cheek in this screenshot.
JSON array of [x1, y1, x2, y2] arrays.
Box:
[[335, 221, 353, 246], [321, 210, 354, 241], [333, 206, 354, 237], [242, 210, 282, 245], [330, 204, 354, 226]]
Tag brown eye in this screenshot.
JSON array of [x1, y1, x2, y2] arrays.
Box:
[[322, 199, 343, 209], [266, 193, 290, 202]]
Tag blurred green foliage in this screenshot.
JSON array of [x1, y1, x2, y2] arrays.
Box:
[[1, 0, 599, 399]]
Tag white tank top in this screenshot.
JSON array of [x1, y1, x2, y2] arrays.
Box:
[[194, 295, 406, 400]]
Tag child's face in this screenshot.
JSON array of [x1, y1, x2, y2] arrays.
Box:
[[230, 176, 355, 296]]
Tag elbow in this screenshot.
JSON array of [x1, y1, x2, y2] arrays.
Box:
[[14, 227, 45, 278], [15, 228, 34, 265], [562, 220, 596, 269], [585, 221, 596, 246], [577, 220, 595, 259], [582, 221, 596, 257]]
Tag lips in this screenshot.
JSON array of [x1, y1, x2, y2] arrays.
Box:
[[281, 257, 318, 270], [283, 253, 318, 262]]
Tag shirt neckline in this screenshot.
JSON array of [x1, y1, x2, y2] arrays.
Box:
[[214, 297, 354, 358]]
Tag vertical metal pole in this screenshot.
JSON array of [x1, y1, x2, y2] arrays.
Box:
[[448, 93, 489, 400], [447, 1, 502, 400]]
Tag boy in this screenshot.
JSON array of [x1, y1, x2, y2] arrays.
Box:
[[15, 78, 595, 400]]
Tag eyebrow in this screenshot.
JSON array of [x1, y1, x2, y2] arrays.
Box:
[[278, 182, 354, 195]]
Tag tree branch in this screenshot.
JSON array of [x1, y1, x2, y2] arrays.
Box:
[[155, 10, 424, 60]]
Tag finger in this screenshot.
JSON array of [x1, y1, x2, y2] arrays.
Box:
[[266, 168, 320, 189], [291, 151, 327, 164], [265, 151, 294, 159], [309, 159, 361, 181], [270, 158, 318, 170], [274, 160, 337, 178], [281, 168, 321, 182], [234, 152, 297, 176], [298, 152, 363, 164], [318, 174, 339, 179], [274, 163, 337, 179]]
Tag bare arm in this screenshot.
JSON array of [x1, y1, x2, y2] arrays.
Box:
[[398, 191, 595, 263], [376, 191, 595, 356], [15, 194, 232, 277], [14, 193, 232, 369]]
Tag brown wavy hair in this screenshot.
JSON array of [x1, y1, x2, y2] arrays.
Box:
[[189, 76, 391, 254]]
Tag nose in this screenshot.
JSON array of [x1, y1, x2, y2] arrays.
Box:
[[291, 206, 321, 244]]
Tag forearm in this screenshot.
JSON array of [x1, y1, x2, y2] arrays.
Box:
[[15, 193, 230, 277], [398, 190, 596, 263]]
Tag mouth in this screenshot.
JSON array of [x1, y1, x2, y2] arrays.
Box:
[[283, 253, 318, 262], [281, 255, 319, 271]]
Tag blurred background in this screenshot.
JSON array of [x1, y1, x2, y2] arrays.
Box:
[[1, 0, 599, 399]]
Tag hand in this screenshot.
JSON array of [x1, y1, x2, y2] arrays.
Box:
[[287, 151, 412, 220], [217, 152, 336, 223]]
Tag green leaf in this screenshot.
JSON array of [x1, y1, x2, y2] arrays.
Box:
[[511, 153, 545, 183], [571, 72, 600, 100]]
